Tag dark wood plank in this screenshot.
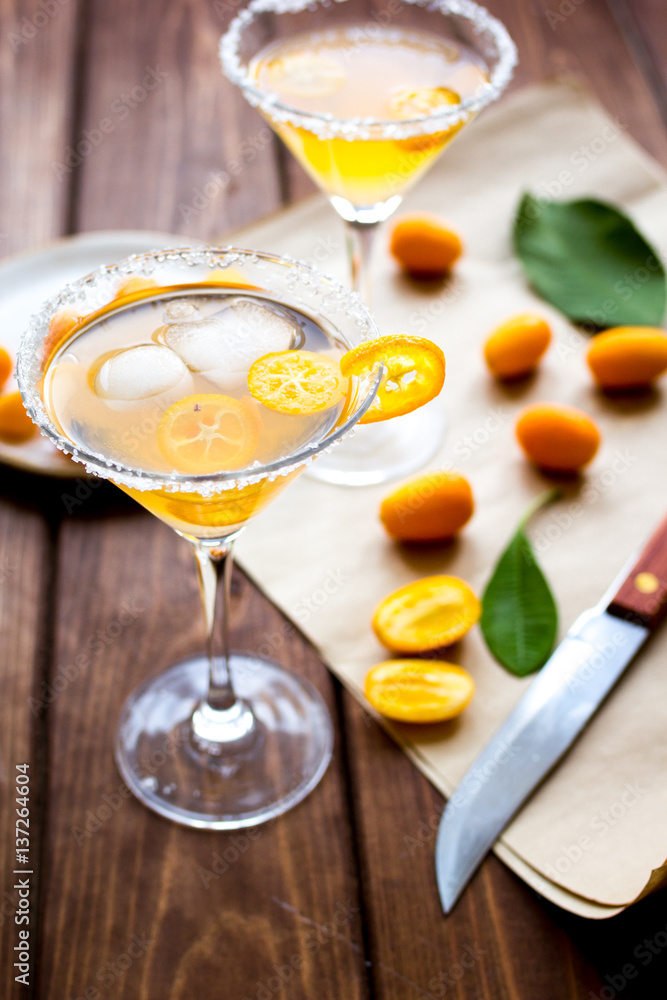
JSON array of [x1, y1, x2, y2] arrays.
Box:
[[481, 0, 667, 165], [0, 0, 80, 254], [0, 483, 51, 1000], [610, 0, 667, 149], [0, 1, 80, 995], [72, 0, 282, 239]]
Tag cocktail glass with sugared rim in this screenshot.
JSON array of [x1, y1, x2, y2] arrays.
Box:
[[220, 0, 516, 484], [18, 247, 382, 829]]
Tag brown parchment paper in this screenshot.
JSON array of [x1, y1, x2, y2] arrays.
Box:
[[230, 81, 667, 918]]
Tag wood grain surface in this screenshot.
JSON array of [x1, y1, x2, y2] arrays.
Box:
[[2, 0, 667, 997]]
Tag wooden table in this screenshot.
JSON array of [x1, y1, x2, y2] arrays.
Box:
[[2, 1, 667, 996]]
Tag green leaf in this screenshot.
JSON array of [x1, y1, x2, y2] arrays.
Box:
[[514, 194, 666, 327], [480, 491, 559, 677]]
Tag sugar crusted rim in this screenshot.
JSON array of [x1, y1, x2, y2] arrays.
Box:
[[219, 0, 517, 140]]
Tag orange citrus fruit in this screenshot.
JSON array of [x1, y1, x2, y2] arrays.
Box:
[[380, 470, 474, 542], [247, 350, 348, 415], [0, 347, 12, 391], [390, 85, 461, 119], [389, 214, 463, 278], [157, 394, 259, 473], [484, 313, 551, 380], [373, 575, 480, 653], [340, 334, 445, 424], [364, 659, 475, 723], [586, 326, 667, 390], [516, 403, 601, 473], [390, 88, 464, 153], [0, 391, 37, 443]]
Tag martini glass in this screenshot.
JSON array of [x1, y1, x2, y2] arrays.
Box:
[[17, 247, 381, 829], [220, 0, 516, 485]]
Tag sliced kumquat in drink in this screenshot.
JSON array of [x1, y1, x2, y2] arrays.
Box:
[[364, 659, 475, 723], [340, 334, 445, 423], [44, 307, 87, 361], [157, 393, 259, 473], [373, 575, 480, 653], [390, 87, 463, 152], [247, 350, 349, 415], [264, 52, 346, 98], [203, 267, 260, 291], [0, 391, 37, 443], [115, 276, 159, 300], [389, 85, 460, 119]]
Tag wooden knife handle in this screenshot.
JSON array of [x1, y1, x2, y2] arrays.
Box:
[[607, 514, 667, 629]]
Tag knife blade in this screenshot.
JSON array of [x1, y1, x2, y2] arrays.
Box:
[[436, 513, 667, 914]]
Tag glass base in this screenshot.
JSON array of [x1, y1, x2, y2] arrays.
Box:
[[330, 193, 403, 224], [308, 398, 447, 486], [115, 654, 333, 829]]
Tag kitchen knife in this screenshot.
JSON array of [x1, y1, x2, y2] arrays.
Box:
[[436, 513, 667, 914]]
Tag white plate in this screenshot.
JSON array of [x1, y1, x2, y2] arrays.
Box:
[[0, 230, 192, 477]]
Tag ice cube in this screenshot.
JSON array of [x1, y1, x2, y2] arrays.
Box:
[[164, 298, 200, 321], [160, 317, 231, 372], [94, 344, 189, 401], [162, 298, 299, 374], [225, 298, 299, 359]]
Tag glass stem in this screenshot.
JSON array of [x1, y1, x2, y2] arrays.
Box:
[[190, 538, 256, 750], [345, 219, 378, 305]]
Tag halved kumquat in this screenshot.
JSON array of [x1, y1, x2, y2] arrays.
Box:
[[364, 659, 475, 723], [340, 334, 445, 424], [373, 575, 480, 653], [157, 393, 259, 474], [247, 350, 348, 415]]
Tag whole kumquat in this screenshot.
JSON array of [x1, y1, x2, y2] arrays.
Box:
[[516, 403, 601, 474], [379, 470, 474, 542], [484, 313, 551, 380], [389, 213, 463, 278], [586, 326, 667, 390]]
